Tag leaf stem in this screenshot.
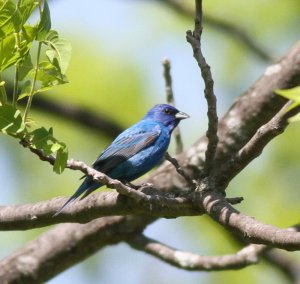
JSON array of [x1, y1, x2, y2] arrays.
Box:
[[23, 0, 44, 120], [13, 32, 21, 107], [23, 42, 42, 121]]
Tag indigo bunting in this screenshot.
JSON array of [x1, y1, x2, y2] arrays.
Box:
[[55, 104, 189, 215]]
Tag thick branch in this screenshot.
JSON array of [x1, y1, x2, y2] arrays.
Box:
[[0, 191, 199, 231], [0, 215, 156, 284], [201, 190, 300, 250], [127, 233, 266, 271]]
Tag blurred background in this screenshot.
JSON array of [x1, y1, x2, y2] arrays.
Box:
[[1, 0, 300, 283]]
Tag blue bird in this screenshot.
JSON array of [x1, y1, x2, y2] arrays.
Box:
[[55, 104, 189, 215]]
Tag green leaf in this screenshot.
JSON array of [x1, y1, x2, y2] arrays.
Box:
[[0, 32, 31, 71], [44, 30, 72, 74], [18, 0, 38, 28], [0, 1, 15, 32], [276, 86, 300, 101], [22, 24, 37, 44], [0, 0, 22, 38], [36, 60, 68, 91], [30, 127, 55, 155], [36, 0, 51, 41], [29, 126, 68, 173], [51, 142, 62, 152], [0, 0, 37, 34], [53, 148, 68, 174], [0, 105, 26, 135], [0, 33, 18, 70]]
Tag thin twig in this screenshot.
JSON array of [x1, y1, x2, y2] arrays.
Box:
[[20, 141, 150, 202], [186, 0, 218, 176], [127, 233, 266, 271], [13, 32, 21, 107], [165, 152, 196, 189], [23, 0, 44, 121], [23, 42, 42, 121], [162, 58, 184, 154]]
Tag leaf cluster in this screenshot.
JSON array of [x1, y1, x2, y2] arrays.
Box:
[[0, 0, 71, 173]]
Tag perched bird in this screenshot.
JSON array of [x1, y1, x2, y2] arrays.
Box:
[[55, 104, 189, 215]]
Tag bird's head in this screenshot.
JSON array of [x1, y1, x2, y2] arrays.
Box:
[[144, 104, 189, 131]]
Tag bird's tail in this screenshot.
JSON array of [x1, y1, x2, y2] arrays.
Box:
[[53, 177, 100, 216]]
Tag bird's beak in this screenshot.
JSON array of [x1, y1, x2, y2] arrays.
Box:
[[175, 111, 190, 120]]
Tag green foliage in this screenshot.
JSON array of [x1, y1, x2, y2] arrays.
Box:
[[276, 86, 300, 122], [0, 104, 25, 136], [28, 127, 68, 174], [0, 1, 21, 38], [0, 0, 72, 173], [44, 30, 71, 75], [36, 0, 51, 41]]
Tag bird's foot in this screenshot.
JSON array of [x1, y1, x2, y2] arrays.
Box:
[[125, 182, 140, 190]]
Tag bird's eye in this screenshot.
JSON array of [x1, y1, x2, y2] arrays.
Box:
[[164, 108, 172, 115]]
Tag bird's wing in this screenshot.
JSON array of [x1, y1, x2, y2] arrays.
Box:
[[92, 127, 161, 173]]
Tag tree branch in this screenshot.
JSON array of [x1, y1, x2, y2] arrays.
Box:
[[162, 58, 184, 154], [0, 215, 156, 284], [127, 233, 266, 271], [165, 152, 196, 189], [186, 0, 218, 176], [200, 190, 300, 250], [0, 191, 199, 231]]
